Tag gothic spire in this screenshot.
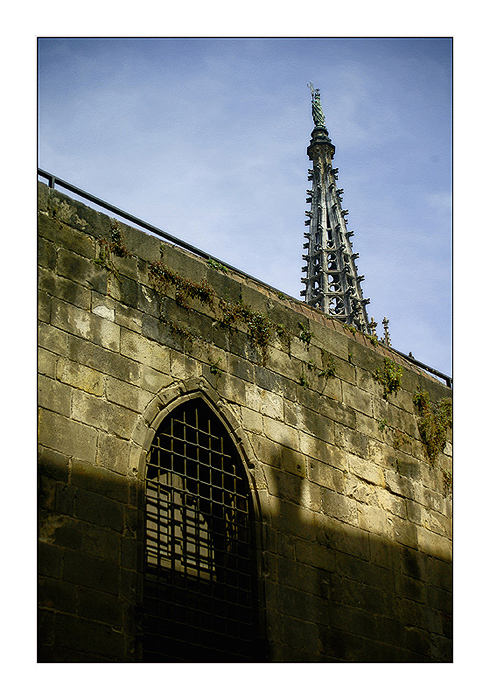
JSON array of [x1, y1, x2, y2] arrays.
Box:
[[301, 85, 370, 333]]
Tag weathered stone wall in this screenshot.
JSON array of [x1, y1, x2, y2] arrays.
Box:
[[38, 182, 452, 662]]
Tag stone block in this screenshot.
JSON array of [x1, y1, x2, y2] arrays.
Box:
[[38, 230, 58, 269], [281, 446, 307, 478], [80, 522, 121, 562], [120, 327, 170, 374], [396, 571, 427, 604], [66, 337, 139, 384], [38, 541, 63, 578], [281, 615, 319, 654], [51, 298, 120, 352], [70, 461, 121, 501], [322, 489, 358, 525], [390, 514, 418, 549], [53, 612, 125, 659], [322, 395, 356, 429], [57, 356, 105, 395], [416, 526, 452, 561], [295, 538, 336, 571], [330, 601, 376, 640], [38, 576, 78, 614], [384, 469, 413, 500], [140, 365, 172, 394], [428, 583, 452, 614], [254, 364, 297, 402], [399, 546, 428, 581], [368, 533, 398, 571], [38, 290, 51, 323], [38, 408, 97, 463], [343, 474, 377, 507], [38, 375, 72, 417], [38, 321, 69, 357], [275, 498, 315, 539], [52, 520, 83, 550], [342, 381, 373, 416], [426, 556, 452, 592], [267, 466, 303, 506], [319, 626, 365, 662], [121, 536, 140, 571], [73, 488, 125, 532], [71, 389, 137, 440], [357, 501, 391, 538], [55, 483, 76, 516], [96, 433, 131, 476], [39, 476, 57, 511], [240, 406, 263, 435], [39, 267, 92, 310], [404, 625, 431, 657], [105, 375, 152, 413], [38, 347, 57, 379], [39, 209, 96, 258], [376, 488, 407, 519], [308, 460, 344, 492], [346, 453, 384, 487], [263, 415, 299, 451], [56, 247, 99, 288], [78, 587, 123, 627], [265, 345, 302, 383], [245, 383, 283, 420]]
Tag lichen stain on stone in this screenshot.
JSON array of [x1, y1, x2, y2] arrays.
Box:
[[92, 305, 115, 322], [39, 513, 70, 543]]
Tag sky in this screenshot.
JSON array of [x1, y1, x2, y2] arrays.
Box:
[[38, 37, 452, 377]]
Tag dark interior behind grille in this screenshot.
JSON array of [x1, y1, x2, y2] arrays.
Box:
[[143, 398, 259, 662]]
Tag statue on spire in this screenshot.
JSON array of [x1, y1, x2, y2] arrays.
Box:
[[308, 83, 326, 128]]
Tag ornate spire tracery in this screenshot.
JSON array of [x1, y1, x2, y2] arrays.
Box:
[[300, 86, 370, 333]]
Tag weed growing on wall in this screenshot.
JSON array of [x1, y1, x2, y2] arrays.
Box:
[[207, 258, 228, 273], [219, 297, 277, 364], [149, 259, 215, 311], [413, 389, 452, 468], [373, 358, 403, 399], [298, 322, 313, 347], [378, 419, 411, 450], [94, 219, 133, 276], [148, 255, 295, 365]]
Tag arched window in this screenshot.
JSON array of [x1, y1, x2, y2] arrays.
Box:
[[143, 397, 259, 662]]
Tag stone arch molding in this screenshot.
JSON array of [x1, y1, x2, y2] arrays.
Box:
[[129, 377, 264, 511]]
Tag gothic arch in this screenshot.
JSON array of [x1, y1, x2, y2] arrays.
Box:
[[133, 378, 266, 661]]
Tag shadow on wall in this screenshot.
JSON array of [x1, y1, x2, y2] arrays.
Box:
[[261, 444, 452, 662], [38, 436, 452, 663]]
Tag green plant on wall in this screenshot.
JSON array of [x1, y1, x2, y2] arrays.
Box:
[[159, 316, 198, 345], [207, 258, 228, 273], [378, 419, 410, 450], [373, 357, 403, 399], [275, 323, 293, 355], [413, 389, 452, 468], [299, 369, 310, 387], [319, 349, 336, 380], [298, 322, 313, 347], [209, 360, 223, 377], [94, 219, 133, 276], [149, 259, 215, 311], [218, 297, 277, 364]]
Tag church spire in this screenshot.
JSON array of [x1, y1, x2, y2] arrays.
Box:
[[301, 85, 370, 333]]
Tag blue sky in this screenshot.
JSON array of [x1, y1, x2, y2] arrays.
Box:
[[38, 37, 452, 376]]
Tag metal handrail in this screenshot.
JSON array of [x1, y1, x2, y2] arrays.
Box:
[[38, 168, 452, 389], [389, 348, 452, 389]]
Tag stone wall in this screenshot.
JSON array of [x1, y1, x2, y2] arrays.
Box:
[[38, 182, 452, 662]]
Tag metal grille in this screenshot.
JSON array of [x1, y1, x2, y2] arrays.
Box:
[[143, 398, 257, 662]]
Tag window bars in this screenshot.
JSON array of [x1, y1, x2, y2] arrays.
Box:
[[143, 399, 257, 662]]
